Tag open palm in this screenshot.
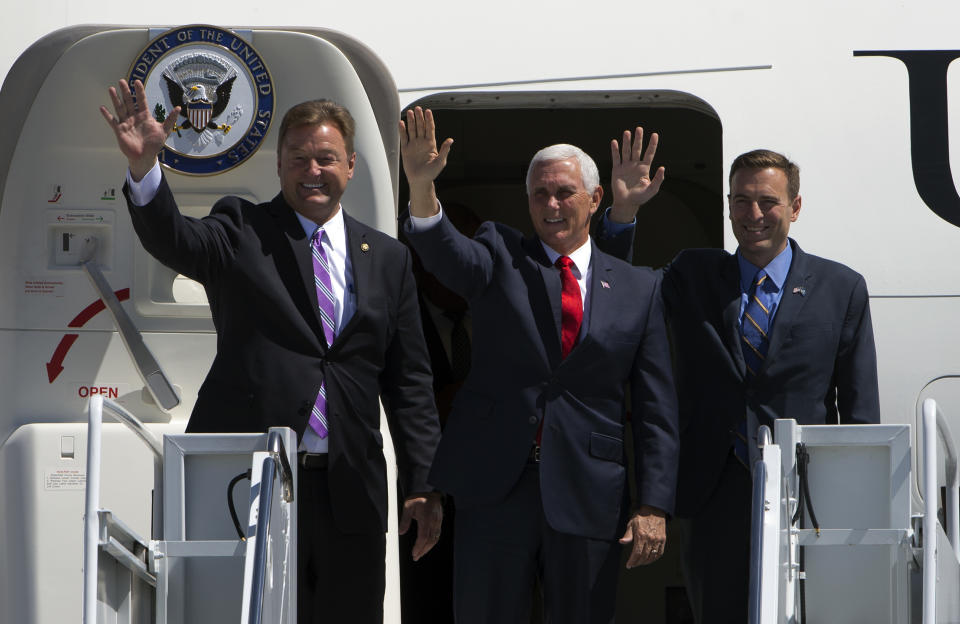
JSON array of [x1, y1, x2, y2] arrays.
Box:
[[610, 127, 665, 219], [99, 79, 178, 179]]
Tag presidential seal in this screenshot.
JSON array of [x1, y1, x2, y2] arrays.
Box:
[[127, 25, 275, 176]]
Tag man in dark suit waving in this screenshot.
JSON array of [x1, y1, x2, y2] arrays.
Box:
[[598, 149, 881, 623], [400, 107, 679, 624], [101, 80, 442, 624]]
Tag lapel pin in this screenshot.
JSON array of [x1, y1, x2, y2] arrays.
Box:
[[601, 280, 610, 289], [792, 286, 806, 296], [360, 242, 370, 253]]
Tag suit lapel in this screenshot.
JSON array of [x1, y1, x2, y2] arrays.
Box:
[[337, 213, 372, 345], [720, 253, 747, 378], [765, 241, 813, 364], [270, 196, 328, 353], [575, 241, 613, 356], [522, 235, 562, 366]]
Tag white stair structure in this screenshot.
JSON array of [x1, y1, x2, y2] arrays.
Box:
[[83, 395, 297, 624], [750, 399, 960, 623]]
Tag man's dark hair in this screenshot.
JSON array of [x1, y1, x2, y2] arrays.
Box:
[[278, 99, 356, 154], [729, 149, 800, 200]]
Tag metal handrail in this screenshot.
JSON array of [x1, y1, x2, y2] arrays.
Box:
[[101, 398, 163, 458], [267, 429, 295, 504], [83, 396, 166, 624], [247, 431, 295, 624], [747, 425, 772, 624], [748, 459, 767, 624], [82, 396, 104, 624], [102, 398, 164, 538], [922, 398, 960, 624]]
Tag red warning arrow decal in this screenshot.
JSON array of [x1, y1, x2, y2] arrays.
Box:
[[46, 288, 131, 383], [46, 334, 78, 382]]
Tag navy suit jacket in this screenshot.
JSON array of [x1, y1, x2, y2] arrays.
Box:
[[597, 228, 880, 518], [126, 175, 440, 534], [404, 215, 679, 540]]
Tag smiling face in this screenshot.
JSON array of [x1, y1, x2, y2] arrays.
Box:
[[527, 158, 602, 256], [728, 166, 801, 267], [277, 122, 355, 225]]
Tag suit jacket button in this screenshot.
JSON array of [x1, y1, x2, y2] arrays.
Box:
[[528, 416, 538, 425]]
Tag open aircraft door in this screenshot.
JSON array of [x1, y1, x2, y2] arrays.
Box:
[[0, 25, 402, 623]]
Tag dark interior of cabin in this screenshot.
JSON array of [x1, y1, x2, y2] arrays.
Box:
[[396, 91, 723, 624], [398, 91, 724, 270]]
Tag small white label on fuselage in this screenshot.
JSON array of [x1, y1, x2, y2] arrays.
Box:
[[44, 469, 86, 490]]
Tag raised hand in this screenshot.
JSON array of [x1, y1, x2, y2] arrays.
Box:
[[399, 107, 453, 190], [609, 127, 666, 223], [99, 79, 179, 181]]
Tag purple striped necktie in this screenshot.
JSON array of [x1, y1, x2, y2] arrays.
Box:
[[310, 227, 337, 438]]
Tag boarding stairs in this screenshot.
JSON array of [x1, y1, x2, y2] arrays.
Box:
[[76, 223, 299, 624], [749, 400, 960, 623], [81, 395, 297, 624]]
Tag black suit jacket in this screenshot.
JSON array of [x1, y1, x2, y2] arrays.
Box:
[[597, 228, 880, 518], [404, 215, 679, 540], [126, 175, 440, 534]]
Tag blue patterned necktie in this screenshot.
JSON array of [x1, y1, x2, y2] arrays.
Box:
[[736, 270, 770, 466], [741, 270, 770, 377], [310, 228, 337, 438]]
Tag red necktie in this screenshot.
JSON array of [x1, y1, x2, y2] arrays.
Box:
[[556, 256, 583, 359], [537, 256, 583, 447]]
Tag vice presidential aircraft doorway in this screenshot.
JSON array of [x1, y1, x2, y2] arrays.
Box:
[[397, 91, 721, 624], [398, 91, 723, 269]]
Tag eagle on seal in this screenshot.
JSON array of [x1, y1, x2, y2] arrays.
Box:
[[162, 73, 236, 134]]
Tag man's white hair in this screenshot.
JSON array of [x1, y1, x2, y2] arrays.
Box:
[[525, 144, 600, 194]]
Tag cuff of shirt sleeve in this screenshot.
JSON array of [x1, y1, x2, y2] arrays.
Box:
[[602, 207, 636, 234], [125, 161, 162, 207], [405, 202, 444, 233]]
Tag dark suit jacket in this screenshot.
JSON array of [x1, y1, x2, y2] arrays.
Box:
[[126, 175, 440, 534], [404, 215, 679, 540], [597, 228, 880, 518]]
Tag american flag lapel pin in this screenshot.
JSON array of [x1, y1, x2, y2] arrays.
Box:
[[601, 280, 610, 289], [792, 286, 806, 296]]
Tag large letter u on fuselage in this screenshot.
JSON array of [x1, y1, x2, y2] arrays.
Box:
[[855, 50, 960, 228]]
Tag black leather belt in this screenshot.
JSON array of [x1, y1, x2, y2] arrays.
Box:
[[528, 444, 541, 464], [298, 452, 329, 470]]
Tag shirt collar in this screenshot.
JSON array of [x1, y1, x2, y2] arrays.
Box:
[[737, 241, 793, 292], [541, 238, 592, 277], [296, 204, 347, 254]]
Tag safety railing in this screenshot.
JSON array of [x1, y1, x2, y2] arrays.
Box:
[[245, 430, 295, 624], [748, 456, 767, 624], [82, 396, 164, 624], [748, 425, 780, 624], [922, 398, 960, 624]]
